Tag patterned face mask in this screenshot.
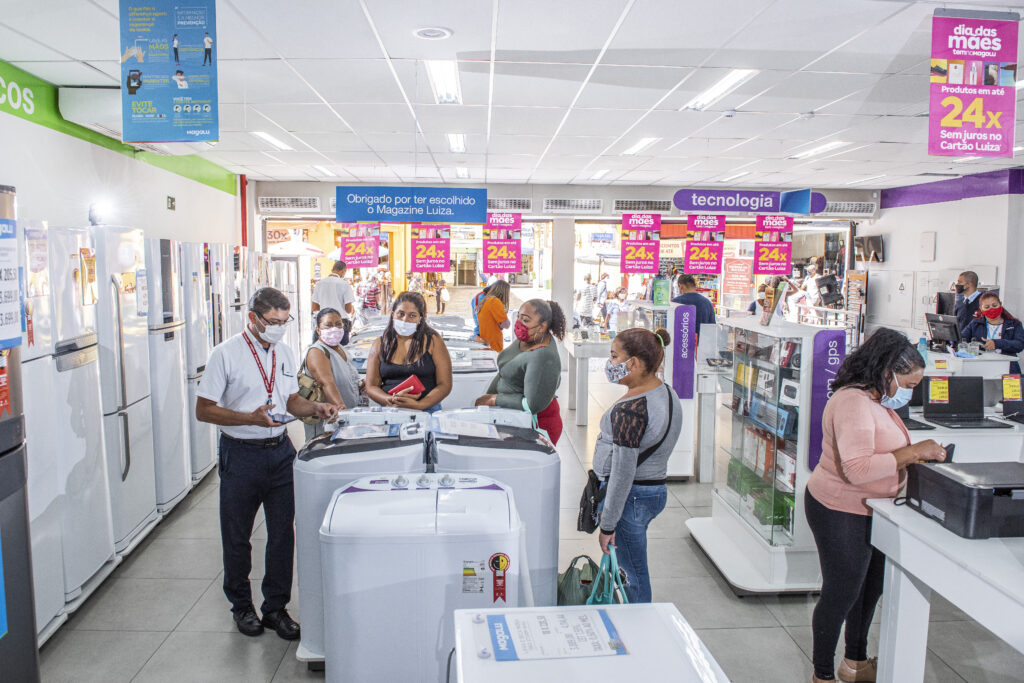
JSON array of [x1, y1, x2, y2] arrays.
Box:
[[605, 357, 633, 384]]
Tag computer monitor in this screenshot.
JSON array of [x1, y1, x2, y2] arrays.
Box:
[[936, 292, 956, 317], [925, 313, 961, 346]]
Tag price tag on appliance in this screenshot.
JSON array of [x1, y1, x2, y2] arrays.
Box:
[[929, 376, 949, 404], [934, 359, 948, 370], [1002, 374, 1022, 401]]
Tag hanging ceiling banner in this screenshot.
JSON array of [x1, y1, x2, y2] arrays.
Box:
[[410, 225, 451, 273], [683, 215, 725, 274], [929, 9, 1019, 157], [620, 214, 661, 274], [119, 0, 219, 142], [483, 212, 522, 274], [336, 187, 486, 223], [753, 215, 793, 276], [339, 223, 380, 269]]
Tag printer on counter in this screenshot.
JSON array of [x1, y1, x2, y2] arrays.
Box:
[[906, 462, 1024, 539]]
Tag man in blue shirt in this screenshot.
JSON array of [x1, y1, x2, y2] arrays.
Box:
[[672, 274, 717, 328], [954, 270, 982, 331]]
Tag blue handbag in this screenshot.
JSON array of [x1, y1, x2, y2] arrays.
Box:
[[586, 546, 629, 605]]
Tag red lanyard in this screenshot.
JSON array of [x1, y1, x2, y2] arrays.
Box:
[[243, 332, 276, 404]]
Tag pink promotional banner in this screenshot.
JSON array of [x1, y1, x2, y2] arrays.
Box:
[[484, 212, 522, 273], [340, 236, 379, 268], [684, 241, 723, 274], [410, 224, 451, 272], [754, 215, 794, 240], [929, 13, 1018, 157], [621, 213, 661, 274], [685, 214, 726, 241], [753, 241, 793, 275]]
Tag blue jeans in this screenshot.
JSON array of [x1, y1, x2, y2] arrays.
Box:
[[601, 483, 667, 603], [424, 403, 442, 414]]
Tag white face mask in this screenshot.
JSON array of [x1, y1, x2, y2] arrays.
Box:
[[257, 320, 287, 344], [393, 319, 418, 337]]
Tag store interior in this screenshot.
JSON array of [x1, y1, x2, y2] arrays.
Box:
[[2, 1, 1024, 682]]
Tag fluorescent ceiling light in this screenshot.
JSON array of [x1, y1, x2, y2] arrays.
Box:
[[1015, 146, 1023, 152], [789, 140, 849, 159], [312, 165, 333, 177], [953, 156, 980, 163], [251, 131, 292, 151], [719, 170, 750, 183], [425, 60, 463, 104], [846, 174, 886, 185], [621, 137, 659, 156], [446, 133, 466, 153], [455, 167, 470, 179], [591, 169, 610, 180], [683, 69, 759, 111], [1017, 79, 1024, 90]]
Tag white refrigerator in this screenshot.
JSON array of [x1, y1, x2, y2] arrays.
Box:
[[206, 242, 228, 347], [144, 238, 191, 512], [179, 241, 216, 482], [225, 245, 248, 338], [44, 227, 116, 604], [92, 225, 159, 554]]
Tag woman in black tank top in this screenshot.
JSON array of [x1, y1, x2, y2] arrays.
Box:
[[365, 291, 452, 413]]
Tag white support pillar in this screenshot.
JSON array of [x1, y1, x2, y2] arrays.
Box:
[[550, 216, 575, 364]]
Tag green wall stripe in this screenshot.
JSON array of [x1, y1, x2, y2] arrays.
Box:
[[0, 59, 236, 195]]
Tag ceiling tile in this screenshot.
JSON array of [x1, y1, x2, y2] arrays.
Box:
[[561, 108, 645, 137], [330, 103, 415, 133], [250, 103, 352, 132], [10, 60, 117, 86], [495, 0, 627, 63], [0, 0, 117, 61], [492, 62, 591, 107], [490, 106, 565, 136], [218, 60, 320, 104], [290, 59, 409, 103], [575, 65, 690, 109], [397, 60, 490, 107]]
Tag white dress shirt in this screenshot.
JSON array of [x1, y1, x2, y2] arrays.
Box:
[[198, 328, 300, 439], [312, 274, 356, 320]]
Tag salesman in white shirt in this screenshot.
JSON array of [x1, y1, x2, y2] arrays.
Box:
[[196, 287, 336, 640], [311, 260, 356, 345]]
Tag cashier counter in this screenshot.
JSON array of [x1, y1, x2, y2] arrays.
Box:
[[903, 406, 1024, 463]]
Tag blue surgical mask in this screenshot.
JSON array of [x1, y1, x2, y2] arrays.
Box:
[[605, 358, 632, 384], [880, 376, 913, 410]]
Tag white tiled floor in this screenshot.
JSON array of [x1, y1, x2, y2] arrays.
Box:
[[39, 368, 1024, 682]]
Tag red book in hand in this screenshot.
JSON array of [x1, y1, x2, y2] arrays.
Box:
[[388, 374, 426, 396]]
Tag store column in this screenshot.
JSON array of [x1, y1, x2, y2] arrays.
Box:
[[551, 216, 574, 364]]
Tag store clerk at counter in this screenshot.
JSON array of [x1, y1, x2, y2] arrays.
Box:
[[805, 328, 946, 683], [959, 291, 1024, 374], [196, 287, 337, 640]]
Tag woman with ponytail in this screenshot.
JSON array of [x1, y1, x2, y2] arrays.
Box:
[[302, 308, 361, 440], [592, 327, 681, 603], [806, 327, 946, 683], [475, 299, 566, 444]]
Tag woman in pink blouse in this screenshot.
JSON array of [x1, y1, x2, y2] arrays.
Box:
[[806, 328, 946, 683]]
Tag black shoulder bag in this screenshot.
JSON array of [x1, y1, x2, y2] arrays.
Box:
[[577, 384, 675, 534]]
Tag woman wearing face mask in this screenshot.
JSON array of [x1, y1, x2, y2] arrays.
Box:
[[593, 328, 681, 603], [806, 328, 946, 683], [960, 292, 1024, 373], [603, 287, 629, 335], [474, 299, 566, 444], [365, 291, 452, 413], [302, 308, 363, 440]]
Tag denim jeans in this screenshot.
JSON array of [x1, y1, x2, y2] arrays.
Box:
[[600, 483, 667, 603]]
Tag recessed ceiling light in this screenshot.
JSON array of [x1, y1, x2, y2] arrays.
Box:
[[413, 26, 453, 40], [591, 169, 610, 180], [682, 69, 759, 111], [446, 133, 466, 153], [719, 170, 750, 183], [312, 165, 332, 177], [846, 174, 886, 185], [455, 167, 470, 179], [425, 60, 463, 105], [251, 131, 292, 151], [789, 140, 849, 159], [622, 137, 660, 156]]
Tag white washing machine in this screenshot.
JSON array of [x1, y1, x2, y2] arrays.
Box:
[[433, 408, 561, 606], [293, 408, 429, 667], [320, 473, 522, 683]]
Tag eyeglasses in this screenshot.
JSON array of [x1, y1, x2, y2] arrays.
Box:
[[259, 313, 294, 327]]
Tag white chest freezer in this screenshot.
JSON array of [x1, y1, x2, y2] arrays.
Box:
[[321, 473, 522, 683], [293, 408, 429, 665], [453, 604, 729, 682], [433, 409, 560, 606]]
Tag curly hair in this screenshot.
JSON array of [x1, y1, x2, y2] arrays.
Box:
[[831, 327, 924, 397]]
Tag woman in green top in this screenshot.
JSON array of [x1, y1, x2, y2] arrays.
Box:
[[475, 299, 566, 444]]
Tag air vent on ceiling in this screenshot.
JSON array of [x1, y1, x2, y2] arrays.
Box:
[[330, 197, 337, 212], [818, 201, 878, 218], [258, 196, 321, 213], [613, 199, 672, 213], [488, 197, 532, 211], [543, 198, 603, 214]]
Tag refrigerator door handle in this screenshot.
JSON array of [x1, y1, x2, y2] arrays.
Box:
[[119, 411, 131, 481], [110, 275, 128, 409]]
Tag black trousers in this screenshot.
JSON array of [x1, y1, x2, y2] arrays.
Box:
[[203, 48, 212, 65], [805, 489, 885, 680], [219, 434, 296, 615], [173, 47, 179, 64]]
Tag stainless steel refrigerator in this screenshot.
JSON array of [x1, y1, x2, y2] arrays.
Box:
[[179, 241, 216, 482], [144, 238, 191, 512], [92, 225, 158, 554]]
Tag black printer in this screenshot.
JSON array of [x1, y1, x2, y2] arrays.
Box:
[[906, 462, 1024, 539]]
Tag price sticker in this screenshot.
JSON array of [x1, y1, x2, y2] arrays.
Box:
[[1003, 374, 1022, 402], [934, 359, 948, 370], [929, 376, 949, 404]]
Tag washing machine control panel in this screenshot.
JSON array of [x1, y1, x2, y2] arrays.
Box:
[[354, 473, 500, 491]]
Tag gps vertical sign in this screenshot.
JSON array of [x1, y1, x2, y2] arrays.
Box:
[[620, 213, 660, 274], [929, 10, 1018, 157]]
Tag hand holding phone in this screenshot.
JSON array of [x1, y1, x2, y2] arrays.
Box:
[[943, 443, 955, 462], [268, 413, 297, 425]]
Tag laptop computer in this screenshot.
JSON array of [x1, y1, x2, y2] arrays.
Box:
[[895, 404, 935, 431], [922, 376, 1014, 429]]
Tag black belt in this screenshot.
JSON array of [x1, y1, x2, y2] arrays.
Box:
[[223, 433, 289, 449], [633, 479, 667, 486]]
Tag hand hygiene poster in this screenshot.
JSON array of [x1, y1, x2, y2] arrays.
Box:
[[119, 0, 219, 142], [620, 213, 660, 274], [753, 215, 793, 276], [483, 212, 522, 274], [929, 11, 1018, 157], [410, 225, 451, 273]]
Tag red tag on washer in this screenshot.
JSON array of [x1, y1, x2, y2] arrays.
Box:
[[489, 552, 510, 603], [0, 352, 9, 417]]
